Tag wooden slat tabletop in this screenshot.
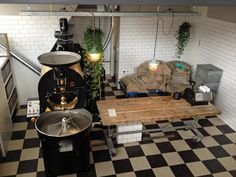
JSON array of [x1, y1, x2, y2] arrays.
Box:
[[96, 96, 221, 126]]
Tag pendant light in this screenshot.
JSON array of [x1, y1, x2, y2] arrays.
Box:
[[88, 46, 101, 63], [149, 58, 159, 72], [149, 7, 160, 72], [87, 13, 101, 63]]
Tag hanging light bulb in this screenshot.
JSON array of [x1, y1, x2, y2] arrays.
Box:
[[149, 58, 159, 72], [88, 46, 101, 63], [87, 13, 102, 63], [149, 6, 160, 72]]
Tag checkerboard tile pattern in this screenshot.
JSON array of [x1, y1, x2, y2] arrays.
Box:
[[1, 76, 236, 177]]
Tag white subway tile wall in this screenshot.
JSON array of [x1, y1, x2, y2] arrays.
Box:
[[189, 17, 236, 130], [0, 16, 111, 71], [0, 15, 111, 104], [0, 15, 67, 104], [117, 16, 191, 80], [0, 16, 67, 67]]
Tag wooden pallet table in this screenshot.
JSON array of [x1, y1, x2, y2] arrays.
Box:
[[96, 96, 221, 156]]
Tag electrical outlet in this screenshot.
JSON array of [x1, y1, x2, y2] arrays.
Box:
[[122, 70, 129, 74]]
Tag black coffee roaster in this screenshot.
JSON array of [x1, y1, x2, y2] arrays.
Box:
[[36, 51, 92, 177], [38, 51, 87, 113], [35, 110, 92, 177], [54, 18, 74, 52]]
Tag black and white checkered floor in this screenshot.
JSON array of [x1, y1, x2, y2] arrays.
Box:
[[1, 75, 236, 177]]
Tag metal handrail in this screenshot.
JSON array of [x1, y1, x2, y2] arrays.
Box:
[[0, 43, 41, 76]]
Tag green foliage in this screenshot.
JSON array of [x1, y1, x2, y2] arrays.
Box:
[[84, 59, 103, 100], [176, 22, 191, 59], [83, 26, 104, 101], [83, 26, 104, 53]]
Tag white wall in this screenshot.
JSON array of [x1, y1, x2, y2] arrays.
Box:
[[187, 8, 236, 130], [0, 15, 112, 105], [117, 16, 191, 80], [117, 9, 236, 130], [185, 7, 208, 73], [0, 15, 68, 105]]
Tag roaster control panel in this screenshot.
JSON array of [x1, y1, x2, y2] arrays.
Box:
[[27, 98, 40, 117]]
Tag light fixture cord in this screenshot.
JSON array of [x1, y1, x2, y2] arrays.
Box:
[[88, 11, 96, 50], [93, 14, 96, 48], [153, 13, 160, 59]]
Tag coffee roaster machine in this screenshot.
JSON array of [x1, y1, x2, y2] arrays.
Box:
[[34, 18, 93, 177], [38, 51, 87, 113]]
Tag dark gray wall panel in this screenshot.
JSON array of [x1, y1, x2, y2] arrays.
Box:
[[208, 7, 236, 23]]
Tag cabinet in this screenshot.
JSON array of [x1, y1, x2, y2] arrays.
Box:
[[0, 33, 18, 158]]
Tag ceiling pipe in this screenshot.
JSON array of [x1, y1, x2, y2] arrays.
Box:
[[19, 11, 201, 16], [103, 16, 114, 51], [3, 0, 236, 6]]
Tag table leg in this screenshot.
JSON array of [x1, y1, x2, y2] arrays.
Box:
[[184, 118, 204, 142], [103, 126, 116, 157]]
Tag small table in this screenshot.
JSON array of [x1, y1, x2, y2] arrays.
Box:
[[96, 96, 221, 156]]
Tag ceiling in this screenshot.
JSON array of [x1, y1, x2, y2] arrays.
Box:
[[1, 0, 236, 6]]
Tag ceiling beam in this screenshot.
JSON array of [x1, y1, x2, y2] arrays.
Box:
[[1, 0, 236, 6], [19, 11, 201, 17]]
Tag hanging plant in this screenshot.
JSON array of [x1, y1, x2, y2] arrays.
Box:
[[175, 22, 191, 59], [82, 25, 104, 101], [83, 26, 104, 53]]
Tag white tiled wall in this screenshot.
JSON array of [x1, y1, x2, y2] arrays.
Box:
[[117, 16, 191, 79], [0, 16, 66, 66], [0, 15, 113, 104], [117, 12, 236, 131], [0, 15, 67, 104], [187, 16, 236, 130]]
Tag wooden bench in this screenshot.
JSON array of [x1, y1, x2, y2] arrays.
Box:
[[96, 96, 221, 156]]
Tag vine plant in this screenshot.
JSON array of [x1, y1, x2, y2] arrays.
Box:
[[83, 25, 104, 101], [176, 22, 191, 59]]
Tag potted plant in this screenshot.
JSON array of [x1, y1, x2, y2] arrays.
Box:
[[82, 25, 105, 112], [175, 22, 191, 59]]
